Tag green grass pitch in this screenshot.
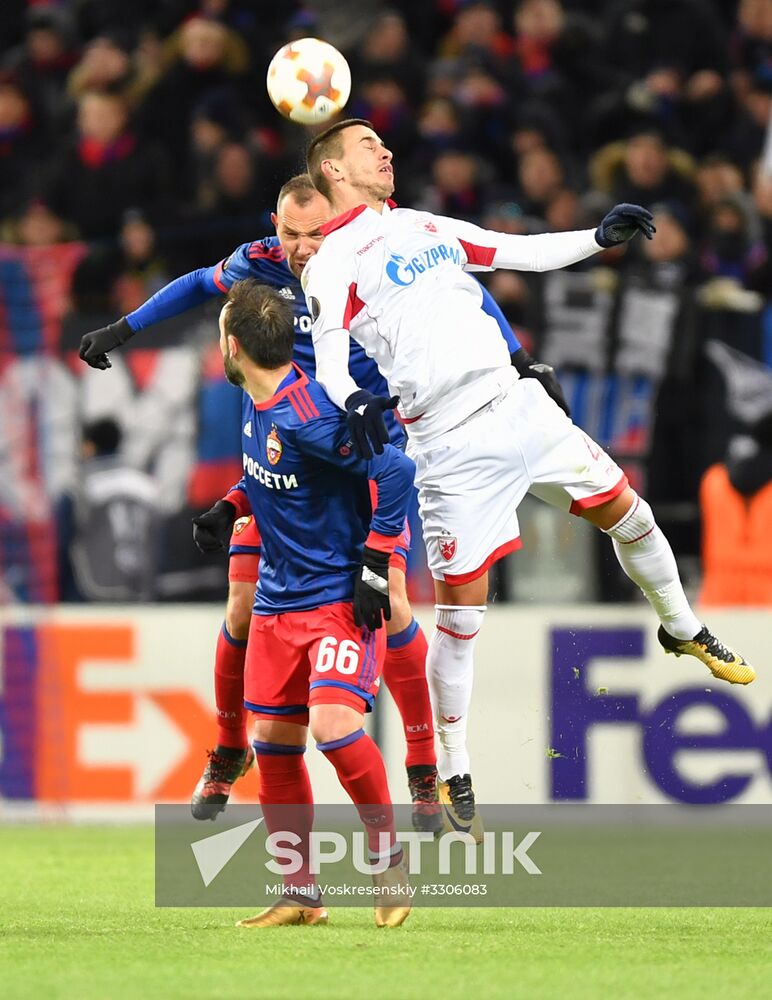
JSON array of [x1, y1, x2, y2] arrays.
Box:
[[1, 824, 770, 1000]]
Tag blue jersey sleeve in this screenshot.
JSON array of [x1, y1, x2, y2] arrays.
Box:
[[125, 267, 220, 331], [479, 283, 521, 354], [125, 241, 259, 332], [295, 413, 415, 539]]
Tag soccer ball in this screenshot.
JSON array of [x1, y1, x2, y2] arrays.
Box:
[[266, 37, 351, 126]]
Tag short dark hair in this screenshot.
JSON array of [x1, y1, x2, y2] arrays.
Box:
[[306, 118, 374, 198], [223, 280, 294, 369], [276, 173, 320, 209], [83, 418, 121, 456]]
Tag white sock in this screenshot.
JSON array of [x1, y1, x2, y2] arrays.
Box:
[[604, 494, 701, 641], [426, 605, 486, 781]]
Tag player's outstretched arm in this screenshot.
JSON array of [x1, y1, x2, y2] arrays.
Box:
[[78, 267, 219, 369], [78, 240, 264, 369], [436, 205, 655, 274]]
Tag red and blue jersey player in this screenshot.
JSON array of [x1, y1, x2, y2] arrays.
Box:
[[192, 277, 413, 928]]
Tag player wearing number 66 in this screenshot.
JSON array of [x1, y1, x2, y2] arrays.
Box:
[[198, 277, 414, 928]]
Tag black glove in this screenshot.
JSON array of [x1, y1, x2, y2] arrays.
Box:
[[344, 390, 399, 460], [79, 317, 136, 370], [353, 545, 391, 631], [595, 203, 656, 248], [192, 500, 237, 554], [511, 347, 570, 417]]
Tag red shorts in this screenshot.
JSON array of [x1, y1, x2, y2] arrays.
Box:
[[229, 515, 261, 583], [244, 602, 385, 725]]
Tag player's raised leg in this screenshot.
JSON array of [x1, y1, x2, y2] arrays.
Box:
[[383, 556, 442, 836], [191, 519, 260, 820], [523, 385, 755, 686], [582, 488, 755, 684]]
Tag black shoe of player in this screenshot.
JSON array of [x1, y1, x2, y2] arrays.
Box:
[[407, 764, 443, 836], [438, 773, 484, 843], [191, 745, 255, 820]]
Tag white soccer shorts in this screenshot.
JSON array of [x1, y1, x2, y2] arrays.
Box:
[[410, 373, 628, 584]]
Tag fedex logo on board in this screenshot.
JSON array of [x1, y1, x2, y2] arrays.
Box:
[[549, 628, 771, 804]]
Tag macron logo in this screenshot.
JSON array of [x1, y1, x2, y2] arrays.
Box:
[[191, 817, 264, 887], [243, 421, 252, 437]]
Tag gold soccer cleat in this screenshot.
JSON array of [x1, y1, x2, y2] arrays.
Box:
[[658, 625, 756, 685], [438, 774, 484, 845], [236, 899, 329, 928], [372, 856, 412, 928]]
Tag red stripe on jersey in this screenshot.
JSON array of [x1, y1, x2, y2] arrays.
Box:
[[298, 385, 319, 417], [247, 242, 286, 261], [320, 204, 368, 236], [343, 282, 365, 330], [458, 239, 496, 268], [213, 261, 229, 293], [254, 363, 311, 411], [287, 388, 311, 422]]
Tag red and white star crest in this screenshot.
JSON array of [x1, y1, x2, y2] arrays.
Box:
[[439, 535, 457, 561]]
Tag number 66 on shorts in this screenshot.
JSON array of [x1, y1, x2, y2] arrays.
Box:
[[244, 602, 386, 721]]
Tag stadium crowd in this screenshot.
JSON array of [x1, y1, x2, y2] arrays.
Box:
[[1, 0, 771, 604]]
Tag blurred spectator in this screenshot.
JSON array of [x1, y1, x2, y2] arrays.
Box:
[[699, 411, 772, 606], [511, 0, 608, 146], [700, 194, 765, 283], [624, 203, 701, 289], [439, 1, 515, 66], [351, 9, 425, 98], [695, 154, 746, 217], [57, 418, 159, 602], [0, 199, 77, 245], [192, 141, 268, 255], [515, 146, 565, 218], [730, 0, 772, 98], [544, 187, 580, 232], [113, 211, 171, 314], [416, 149, 490, 221], [0, 79, 47, 220], [721, 74, 772, 169], [349, 74, 416, 159], [66, 33, 159, 109], [46, 90, 171, 239], [592, 128, 697, 229], [1, 5, 78, 130], [139, 16, 250, 176]]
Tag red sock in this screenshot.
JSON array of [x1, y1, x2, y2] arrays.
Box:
[[318, 728, 398, 861], [214, 624, 248, 748], [253, 741, 316, 897], [383, 620, 436, 769]]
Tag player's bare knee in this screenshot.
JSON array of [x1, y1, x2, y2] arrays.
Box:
[[251, 715, 306, 747], [225, 581, 253, 641], [309, 703, 364, 745]]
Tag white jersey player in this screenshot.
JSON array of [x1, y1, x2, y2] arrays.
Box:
[[302, 118, 755, 835]]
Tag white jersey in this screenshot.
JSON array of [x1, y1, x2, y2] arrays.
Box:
[[303, 202, 602, 445]]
